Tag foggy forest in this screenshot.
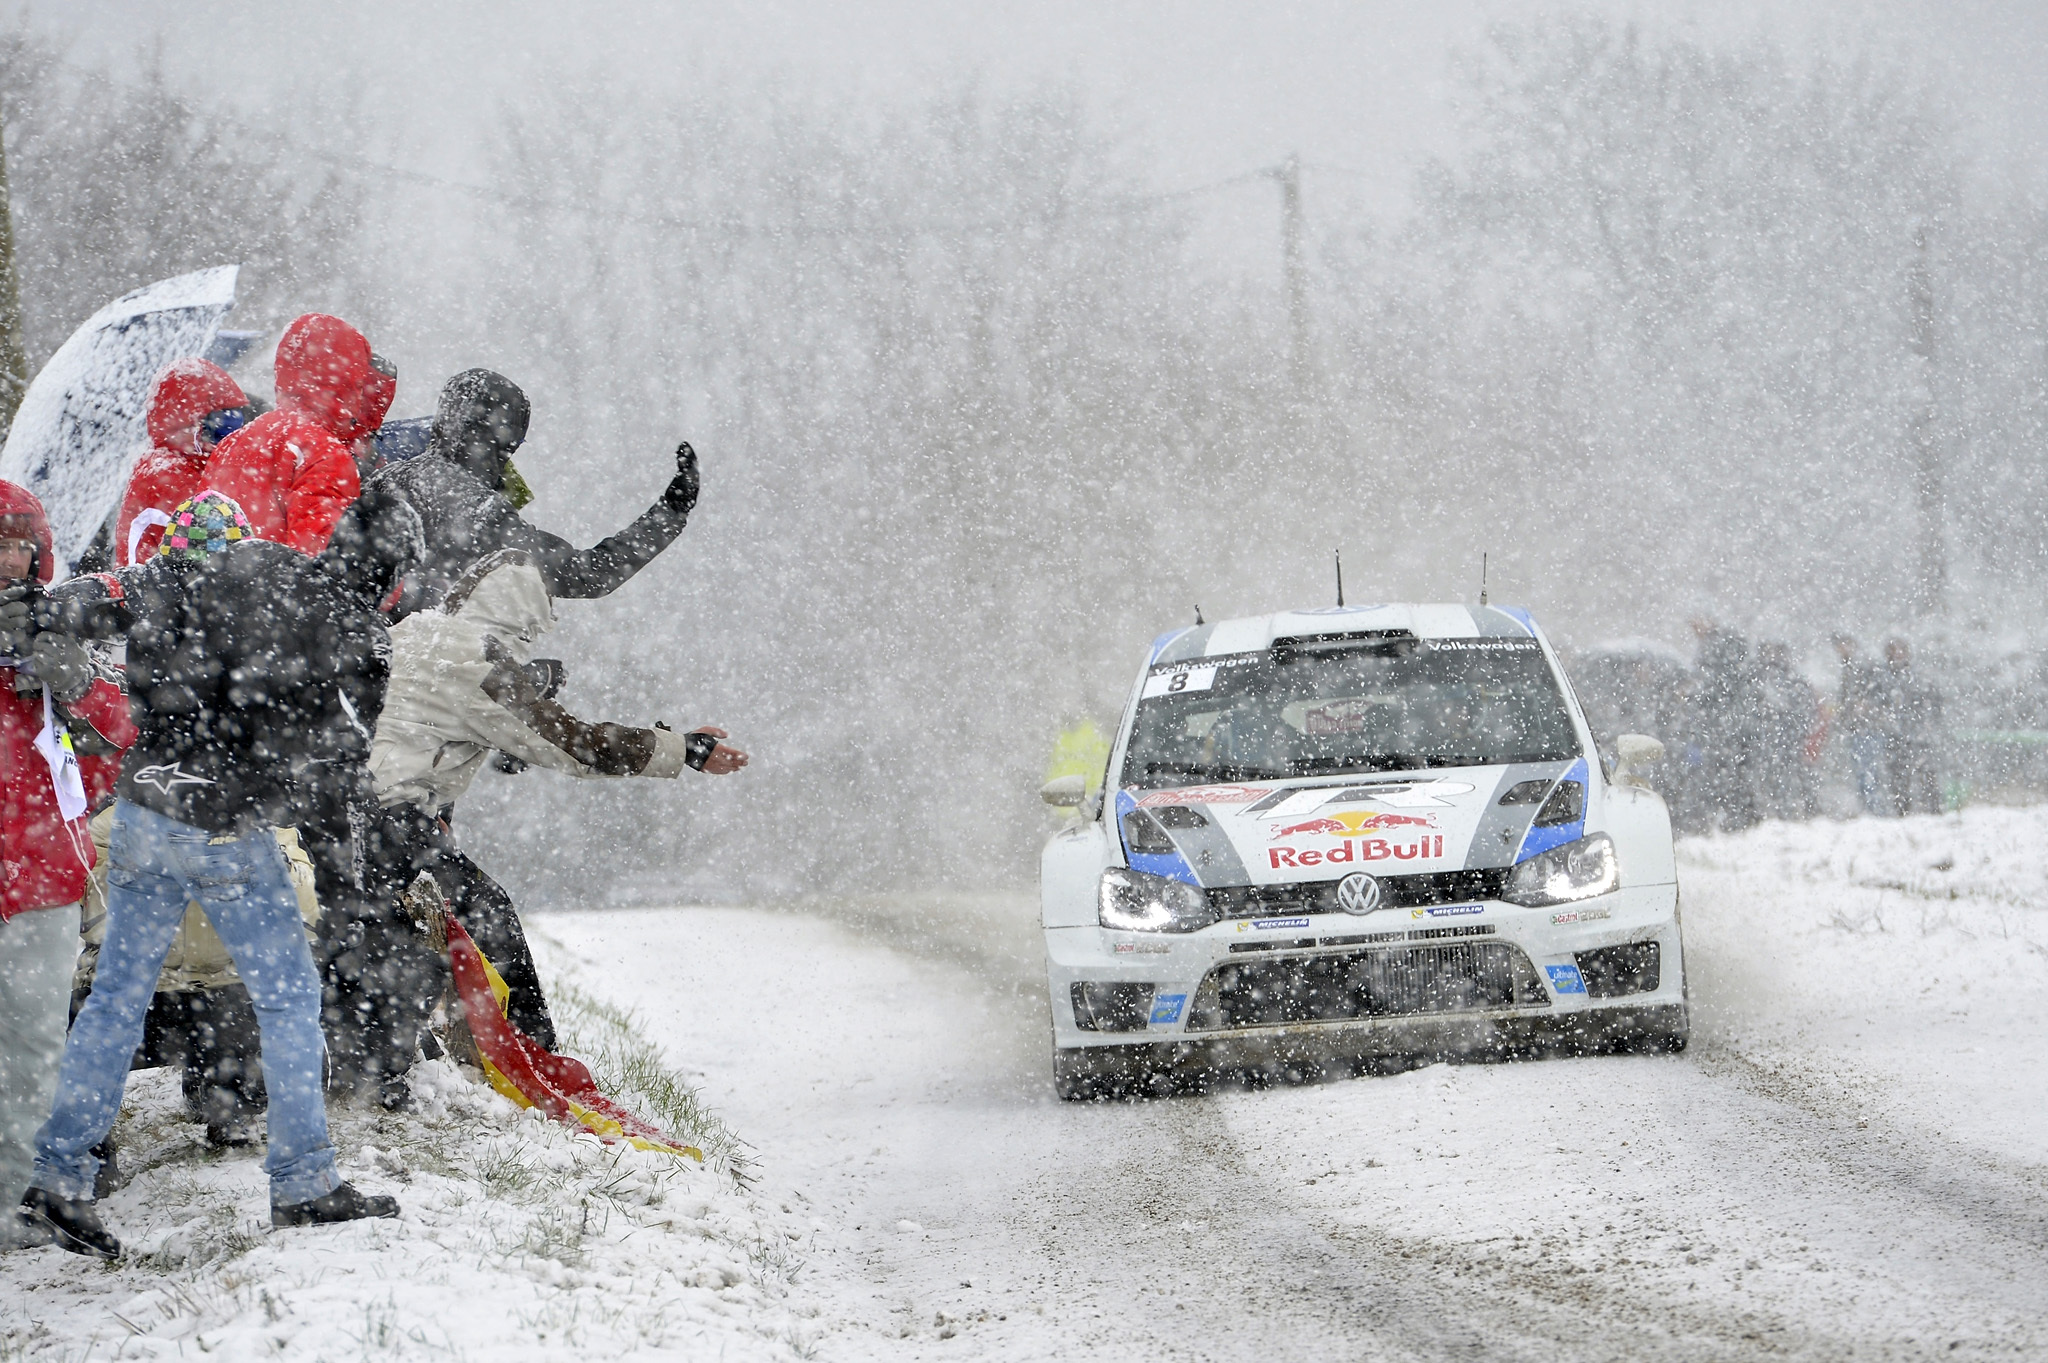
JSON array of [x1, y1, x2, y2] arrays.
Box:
[[3, 13, 2042, 899]]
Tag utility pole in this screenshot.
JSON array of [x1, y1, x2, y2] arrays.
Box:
[[1268, 153, 1312, 394], [1907, 224, 1943, 617], [0, 116, 26, 435]]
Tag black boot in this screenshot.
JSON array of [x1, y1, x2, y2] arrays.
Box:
[[90, 1139, 122, 1200], [271, 1181, 399, 1228], [19, 1188, 120, 1259]]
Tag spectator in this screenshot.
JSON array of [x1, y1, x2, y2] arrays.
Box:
[[1832, 633, 1893, 816], [1688, 619, 1762, 830], [115, 359, 250, 566], [202, 315, 395, 554], [357, 549, 745, 1077], [1882, 638, 1944, 816], [371, 369, 698, 613], [1752, 641, 1819, 820], [17, 490, 417, 1256], [0, 482, 135, 1251]]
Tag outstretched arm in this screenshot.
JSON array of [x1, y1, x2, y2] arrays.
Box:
[[481, 441, 699, 600]]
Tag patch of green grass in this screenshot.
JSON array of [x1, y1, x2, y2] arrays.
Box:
[[471, 1142, 540, 1200], [550, 981, 753, 1183]]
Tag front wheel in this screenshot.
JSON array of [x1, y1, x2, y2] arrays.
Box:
[[1609, 1002, 1689, 1054], [1052, 1046, 1117, 1101], [1052, 1044, 1184, 1101]]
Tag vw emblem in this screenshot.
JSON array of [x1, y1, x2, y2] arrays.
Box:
[[1336, 872, 1383, 916]]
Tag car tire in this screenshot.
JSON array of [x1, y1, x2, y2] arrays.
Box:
[[1053, 1046, 1111, 1101], [1053, 1045, 1173, 1101], [1614, 1002, 1690, 1054]]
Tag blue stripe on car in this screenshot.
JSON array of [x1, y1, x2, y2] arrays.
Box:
[[1514, 756, 1589, 862]]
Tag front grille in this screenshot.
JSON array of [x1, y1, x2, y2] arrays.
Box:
[[1185, 941, 1548, 1032], [1207, 867, 1508, 919], [1575, 942, 1660, 998]]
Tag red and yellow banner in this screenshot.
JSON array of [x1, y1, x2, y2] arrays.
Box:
[[445, 919, 703, 1161]]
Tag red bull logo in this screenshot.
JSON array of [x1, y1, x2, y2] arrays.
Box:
[[1269, 810, 1436, 840], [1269, 837, 1444, 868]]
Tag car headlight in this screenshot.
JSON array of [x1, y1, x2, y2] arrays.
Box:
[[1099, 866, 1215, 933], [1502, 833, 1619, 907]]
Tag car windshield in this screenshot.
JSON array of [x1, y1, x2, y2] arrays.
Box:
[[1119, 636, 1580, 790]]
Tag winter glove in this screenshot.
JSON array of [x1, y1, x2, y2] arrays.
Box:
[[0, 581, 37, 660], [28, 632, 92, 703], [524, 659, 567, 699], [660, 441, 699, 516]]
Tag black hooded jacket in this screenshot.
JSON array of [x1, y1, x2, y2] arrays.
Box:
[[370, 369, 690, 613], [37, 489, 423, 834]]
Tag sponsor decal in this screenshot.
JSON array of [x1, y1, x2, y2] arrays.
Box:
[[1548, 906, 1612, 926], [1269, 836, 1444, 868], [1135, 785, 1267, 808], [1304, 700, 1373, 735], [1335, 872, 1383, 915], [1236, 917, 1312, 932], [1411, 904, 1483, 919], [1421, 638, 1542, 653], [1150, 993, 1187, 1026], [1254, 780, 1476, 819], [1113, 942, 1172, 955], [1546, 964, 1588, 995], [1142, 666, 1216, 698], [1270, 810, 1436, 840], [131, 762, 215, 794]]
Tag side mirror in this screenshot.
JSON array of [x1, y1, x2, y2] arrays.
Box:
[[1040, 775, 1088, 808], [1612, 734, 1665, 789]]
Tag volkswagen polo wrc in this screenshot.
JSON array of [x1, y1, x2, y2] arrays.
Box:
[[1040, 603, 1685, 1099]]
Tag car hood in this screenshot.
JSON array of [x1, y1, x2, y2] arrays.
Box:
[[1112, 759, 1589, 889]]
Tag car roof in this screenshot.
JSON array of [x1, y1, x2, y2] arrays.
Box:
[[1148, 603, 1542, 667]]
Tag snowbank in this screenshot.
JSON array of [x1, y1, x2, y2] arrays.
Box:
[[3, 961, 818, 1361]]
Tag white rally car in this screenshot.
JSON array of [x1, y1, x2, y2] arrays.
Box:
[[1040, 602, 1685, 1099]]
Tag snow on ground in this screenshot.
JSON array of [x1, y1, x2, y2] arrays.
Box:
[[9, 802, 2048, 1360], [1218, 805, 2048, 1358], [2, 959, 815, 1361]]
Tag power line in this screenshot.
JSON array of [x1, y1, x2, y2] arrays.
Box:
[[305, 145, 1283, 238]]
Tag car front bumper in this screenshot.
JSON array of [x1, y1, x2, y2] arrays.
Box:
[[1044, 881, 1682, 1056]]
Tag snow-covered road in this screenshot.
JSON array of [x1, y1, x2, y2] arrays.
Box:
[[9, 808, 2046, 1360], [538, 807, 2048, 1362]]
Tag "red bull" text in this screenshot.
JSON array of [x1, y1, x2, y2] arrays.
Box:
[[1269, 836, 1444, 868]]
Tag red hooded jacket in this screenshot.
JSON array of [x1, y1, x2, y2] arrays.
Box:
[[116, 358, 247, 566], [202, 314, 394, 554], [0, 481, 137, 920]]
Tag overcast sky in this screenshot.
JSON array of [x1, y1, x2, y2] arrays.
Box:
[[33, 0, 2048, 285]]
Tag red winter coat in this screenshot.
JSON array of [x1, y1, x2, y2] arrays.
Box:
[[0, 482, 136, 921], [116, 358, 247, 565], [202, 314, 394, 555]]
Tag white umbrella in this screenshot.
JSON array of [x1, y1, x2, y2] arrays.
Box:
[[0, 265, 239, 572]]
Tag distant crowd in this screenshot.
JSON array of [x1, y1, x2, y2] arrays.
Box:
[[1576, 622, 1946, 834]]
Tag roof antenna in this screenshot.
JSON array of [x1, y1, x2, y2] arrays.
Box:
[[1334, 548, 1345, 607], [1479, 552, 1489, 607], [1194, 604, 1204, 625]]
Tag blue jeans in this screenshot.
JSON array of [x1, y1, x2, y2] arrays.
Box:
[[1850, 732, 1894, 816], [32, 800, 340, 1204]]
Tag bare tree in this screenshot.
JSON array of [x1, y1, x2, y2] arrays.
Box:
[[0, 29, 363, 371]]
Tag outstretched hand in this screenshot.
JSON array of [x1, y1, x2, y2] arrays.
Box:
[[689, 725, 748, 775], [661, 441, 700, 516]]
